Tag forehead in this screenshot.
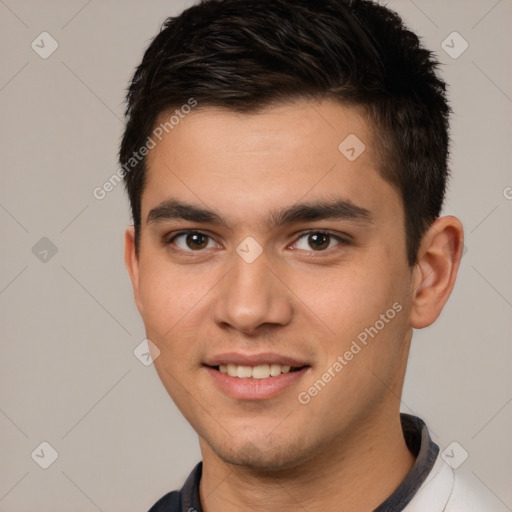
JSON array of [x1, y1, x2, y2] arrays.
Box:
[[149, 100, 375, 164], [142, 100, 400, 228]]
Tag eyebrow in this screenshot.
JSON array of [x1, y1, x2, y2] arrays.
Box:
[[146, 198, 374, 228]]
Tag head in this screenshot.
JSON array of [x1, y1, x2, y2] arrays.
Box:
[[122, 0, 463, 470]]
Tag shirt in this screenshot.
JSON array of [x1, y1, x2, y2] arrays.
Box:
[[147, 413, 497, 511]]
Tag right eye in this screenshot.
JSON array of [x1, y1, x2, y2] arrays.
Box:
[[166, 231, 219, 251]]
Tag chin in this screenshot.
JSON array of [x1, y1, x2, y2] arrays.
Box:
[[208, 433, 319, 473]]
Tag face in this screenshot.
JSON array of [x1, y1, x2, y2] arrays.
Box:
[[126, 100, 417, 470]]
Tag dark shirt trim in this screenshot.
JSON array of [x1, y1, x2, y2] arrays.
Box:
[[148, 413, 439, 512], [373, 413, 440, 511]]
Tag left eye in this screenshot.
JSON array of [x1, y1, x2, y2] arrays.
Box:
[[293, 232, 342, 251], [170, 231, 218, 251]]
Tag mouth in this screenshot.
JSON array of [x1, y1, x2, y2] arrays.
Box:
[[203, 355, 311, 400], [210, 363, 306, 379]]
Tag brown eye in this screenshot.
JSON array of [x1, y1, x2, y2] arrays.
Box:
[[293, 231, 346, 252], [168, 231, 216, 251], [308, 232, 331, 250], [186, 232, 208, 250]]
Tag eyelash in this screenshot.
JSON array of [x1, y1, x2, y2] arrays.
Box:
[[163, 229, 352, 253]]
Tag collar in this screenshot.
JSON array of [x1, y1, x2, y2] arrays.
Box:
[[374, 413, 440, 511]]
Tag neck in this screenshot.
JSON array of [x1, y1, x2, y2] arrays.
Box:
[[198, 409, 415, 512]]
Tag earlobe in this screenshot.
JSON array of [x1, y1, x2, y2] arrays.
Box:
[[409, 216, 464, 329], [124, 227, 144, 314]]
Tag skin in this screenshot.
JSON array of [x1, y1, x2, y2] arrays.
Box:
[[125, 99, 464, 512]]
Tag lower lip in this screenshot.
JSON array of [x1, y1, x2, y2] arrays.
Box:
[[205, 366, 309, 400]]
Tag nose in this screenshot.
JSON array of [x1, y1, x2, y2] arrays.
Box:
[[211, 250, 293, 335]]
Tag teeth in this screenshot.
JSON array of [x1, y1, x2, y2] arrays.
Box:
[[218, 363, 294, 378], [236, 365, 253, 378], [271, 364, 290, 376], [252, 364, 270, 379]]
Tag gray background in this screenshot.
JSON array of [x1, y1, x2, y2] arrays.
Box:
[[0, 0, 511, 510]]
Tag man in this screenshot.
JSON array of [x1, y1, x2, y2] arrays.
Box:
[[120, 0, 489, 510]]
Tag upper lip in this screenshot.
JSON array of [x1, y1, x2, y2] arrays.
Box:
[[204, 352, 309, 368]]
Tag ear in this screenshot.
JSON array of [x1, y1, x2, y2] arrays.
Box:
[[409, 216, 464, 329], [124, 227, 144, 314]]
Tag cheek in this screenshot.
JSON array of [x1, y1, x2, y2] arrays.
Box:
[[138, 259, 198, 327], [290, 259, 403, 346], [137, 258, 218, 365], [138, 270, 176, 335]]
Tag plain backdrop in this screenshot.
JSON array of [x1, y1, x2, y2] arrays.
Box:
[[1, 1, 511, 511]]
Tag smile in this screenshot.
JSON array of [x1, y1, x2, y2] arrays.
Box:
[[205, 363, 310, 400], [216, 363, 300, 379]]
